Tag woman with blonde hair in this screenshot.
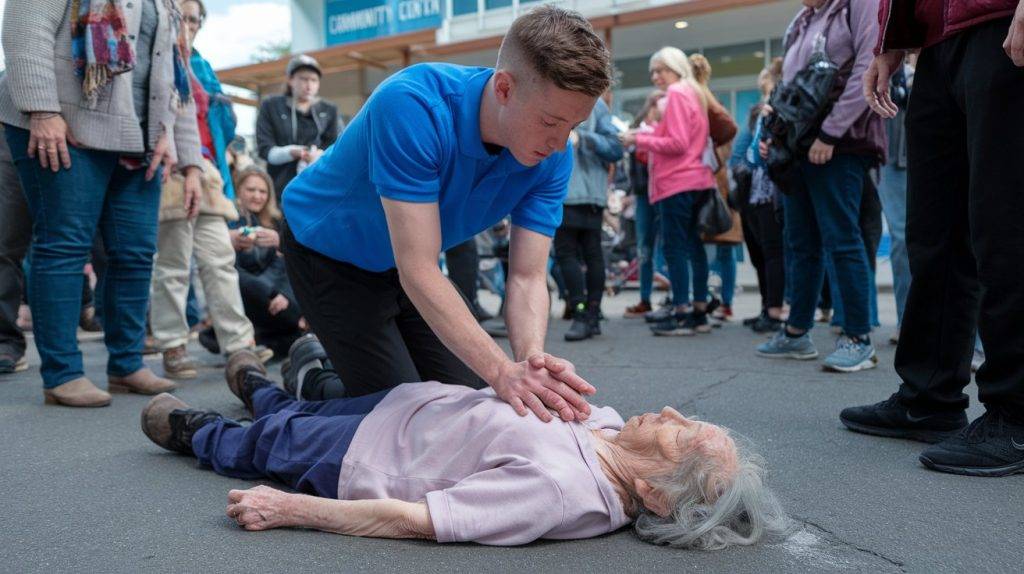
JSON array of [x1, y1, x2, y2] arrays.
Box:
[[222, 166, 304, 357], [621, 47, 718, 337]]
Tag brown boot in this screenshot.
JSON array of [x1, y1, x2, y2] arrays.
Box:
[[162, 345, 198, 380], [108, 368, 177, 395], [141, 393, 221, 454], [225, 349, 267, 412], [43, 377, 112, 407]]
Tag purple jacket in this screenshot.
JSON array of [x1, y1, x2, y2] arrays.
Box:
[[782, 0, 886, 163], [877, 0, 1019, 53]]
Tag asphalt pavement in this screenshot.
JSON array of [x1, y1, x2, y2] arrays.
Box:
[[1, 290, 1021, 574]]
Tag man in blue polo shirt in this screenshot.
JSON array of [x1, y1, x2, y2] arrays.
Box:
[[279, 6, 613, 423]]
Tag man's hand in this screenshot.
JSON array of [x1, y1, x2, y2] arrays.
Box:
[[808, 138, 834, 165], [1004, 0, 1024, 66], [182, 166, 202, 219], [146, 132, 176, 183], [268, 294, 289, 316], [863, 51, 905, 118], [226, 486, 294, 531], [28, 112, 78, 172], [491, 358, 593, 423]]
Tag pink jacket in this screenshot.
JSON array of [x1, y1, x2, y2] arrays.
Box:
[[635, 82, 714, 204]]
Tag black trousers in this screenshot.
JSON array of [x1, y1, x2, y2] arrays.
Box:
[[746, 202, 785, 309], [444, 238, 481, 317], [553, 204, 605, 309], [741, 202, 767, 309], [0, 129, 29, 357], [281, 222, 485, 397], [896, 18, 1024, 414]]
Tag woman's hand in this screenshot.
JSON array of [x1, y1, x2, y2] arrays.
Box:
[[289, 145, 305, 160], [230, 228, 255, 251], [28, 112, 78, 172], [268, 294, 289, 316], [226, 486, 294, 531], [146, 132, 176, 183], [808, 138, 835, 165], [618, 131, 637, 147], [255, 227, 280, 249], [759, 139, 770, 160], [182, 166, 202, 219]]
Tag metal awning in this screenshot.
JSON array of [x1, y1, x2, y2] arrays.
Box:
[[215, 0, 779, 93]]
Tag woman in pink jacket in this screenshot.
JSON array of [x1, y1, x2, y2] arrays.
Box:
[[621, 47, 716, 337]]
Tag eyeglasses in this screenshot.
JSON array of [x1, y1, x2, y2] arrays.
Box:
[[182, 15, 204, 26]]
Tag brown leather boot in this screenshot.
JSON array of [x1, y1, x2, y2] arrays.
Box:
[[108, 368, 177, 395], [141, 393, 222, 454], [43, 377, 112, 407], [162, 345, 198, 380]]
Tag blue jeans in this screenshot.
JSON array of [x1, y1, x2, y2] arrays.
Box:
[[192, 379, 391, 498], [658, 191, 709, 307], [783, 155, 872, 336], [4, 126, 161, 388], [826, 255, 880, 328], [710, 245, 737, 307], [878, 163, 911, 326], [634, 195, 667, 304]]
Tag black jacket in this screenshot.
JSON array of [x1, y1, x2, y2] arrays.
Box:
[[231, 215, 295, 305], [256, 94, 341, 198]]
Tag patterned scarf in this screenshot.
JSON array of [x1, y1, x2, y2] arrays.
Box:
[[71, 0, 192, 110]]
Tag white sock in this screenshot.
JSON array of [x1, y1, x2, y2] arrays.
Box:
[[294, 359, 323, 399]]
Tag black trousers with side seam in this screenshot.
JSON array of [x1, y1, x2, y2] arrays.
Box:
[[895, 18, 1024, 416], [281, 222, 486, 398]]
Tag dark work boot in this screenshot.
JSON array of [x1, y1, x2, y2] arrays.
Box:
[[141, 393, 223, 455], [564, 303, 593, 342]]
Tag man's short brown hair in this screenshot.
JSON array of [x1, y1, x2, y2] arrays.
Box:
[[497, 5, 612, 98]]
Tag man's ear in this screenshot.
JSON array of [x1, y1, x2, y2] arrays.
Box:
[[634, 478, 673, 518], [493, 70, 514, 105]]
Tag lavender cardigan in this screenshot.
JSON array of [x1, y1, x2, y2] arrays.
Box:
[[782, 0, 887, 164]]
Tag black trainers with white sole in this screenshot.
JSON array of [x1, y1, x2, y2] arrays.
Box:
[[918, 408, 1024, 477]]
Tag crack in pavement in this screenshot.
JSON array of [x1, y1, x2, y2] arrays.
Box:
[[677, 372, 741, 410], [795, 516, 907, 572]]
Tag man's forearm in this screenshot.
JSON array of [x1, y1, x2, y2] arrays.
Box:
[[505, 270, 549, 361], [289, 495, 435, 540], [399, 265, 511, 384]]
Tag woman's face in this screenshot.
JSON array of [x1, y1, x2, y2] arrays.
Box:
[[617, 407, 734, 477], [289, 70, 321, 102], [650, 60, 681, 91], [238, 176, 270, 215], [181, 1, 203, 47]]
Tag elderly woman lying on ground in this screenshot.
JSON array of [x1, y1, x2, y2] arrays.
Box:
[[141, 350, 790, 549]]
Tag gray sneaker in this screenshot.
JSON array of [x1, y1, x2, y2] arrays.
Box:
[[756, 330, 818, 360], [823, 336, 878, 373]]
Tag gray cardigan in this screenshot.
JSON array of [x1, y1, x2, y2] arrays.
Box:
[[0, 0, 203, 169]]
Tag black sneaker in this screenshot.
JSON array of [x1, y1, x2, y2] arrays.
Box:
[[840, 394, 968, 444], [650, 311, 709, 336], [919, 408, 1024, 477], [644, 305, 675, 324], [742, 312, 765, 327], [283, 333, 328, 398], [751, 315, 784, 334]]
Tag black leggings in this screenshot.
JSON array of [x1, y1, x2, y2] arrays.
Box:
[[553, 221, 605, 308], [747, 202, 785, 309]]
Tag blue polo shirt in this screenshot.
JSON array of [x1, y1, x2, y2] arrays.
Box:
[[282, 63, 572, 272]]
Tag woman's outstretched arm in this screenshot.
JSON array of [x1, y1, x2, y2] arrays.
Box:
[[226, 485, 435, 540]]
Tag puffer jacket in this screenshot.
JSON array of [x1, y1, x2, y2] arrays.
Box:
[[876, 0, 1019, 52]]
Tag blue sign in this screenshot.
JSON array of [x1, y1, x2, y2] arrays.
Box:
[[325, 0, 445, 46]]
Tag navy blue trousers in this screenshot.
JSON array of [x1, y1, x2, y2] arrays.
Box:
[[191, 375, 391, 498]]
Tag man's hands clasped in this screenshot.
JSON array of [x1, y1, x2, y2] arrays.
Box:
[[491, 353, 596, 423]]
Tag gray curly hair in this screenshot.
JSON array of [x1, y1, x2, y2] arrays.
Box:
[[633, 432, 794, 550]]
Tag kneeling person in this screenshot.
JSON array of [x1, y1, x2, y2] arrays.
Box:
[[140, 351, 790, 548]]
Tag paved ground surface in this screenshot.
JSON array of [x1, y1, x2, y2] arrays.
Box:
[[2, 289, 1021, 574]]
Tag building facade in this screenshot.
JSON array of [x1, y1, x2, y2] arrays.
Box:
[[220, 0, 803, 124]]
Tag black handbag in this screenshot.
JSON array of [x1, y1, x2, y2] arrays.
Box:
[[698, 188, 733, 237], [763, 4, 853, 193]]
